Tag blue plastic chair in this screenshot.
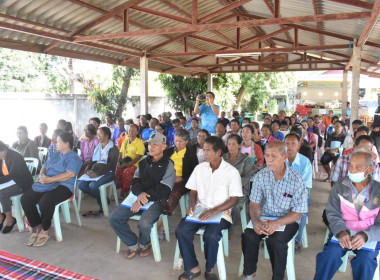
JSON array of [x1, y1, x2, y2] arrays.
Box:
[[10, 194, 25, 232], [38, 147, 48, 164], [173, 229, 228, 280], [24, 157, 39, 182], [116, 214, 169, 262]]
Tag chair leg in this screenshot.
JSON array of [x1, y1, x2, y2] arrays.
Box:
[[53, 205, 63, 242], [216, 238, 226, 280], [286, 238, 296, 280], [264, 238, 270, 259], [116, 236, 121, 253], [112, 182, 119, 206], [78, 190, 83, 212], [71, 199, 82, 227], [150, 222, 161, 262], [10, 195, 24, 232], [162, 215, 170, 242], [240, 204, 247, 232], [339, 253, 349, 272], [173, 240, 181, 270], [222, 230, 229, 257], [302, 224, 308, 248], [61, 201, 71, 223], [99, 185, 109, 217], [200, 235, 204, 252], [179, 196, 187, 218]]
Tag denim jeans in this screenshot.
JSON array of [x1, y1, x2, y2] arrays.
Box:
[[109, 202, 162, 250], [78, 172, 114, 209], [314, 240, 380, 280], [295, 213, 308, 244], [242, 222, 299, 280], [175, 218, 230, 273]]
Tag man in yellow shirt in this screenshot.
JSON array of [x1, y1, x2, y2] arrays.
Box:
[[116, 124, 145, 196]]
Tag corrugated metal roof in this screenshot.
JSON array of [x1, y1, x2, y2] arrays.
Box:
[[0, 0, 378, 77]]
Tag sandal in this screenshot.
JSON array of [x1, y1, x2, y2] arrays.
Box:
[[82, 210, 103, 217], [125, 247, 140, 259], [33, 233, 50, 247], [204, 272, 218, 280], [139, 244, 152, 257], [26, 232, 38, 246], [178, 271, 201, 280]]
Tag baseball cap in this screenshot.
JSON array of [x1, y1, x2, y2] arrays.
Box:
[[147, 132, 166, 144]]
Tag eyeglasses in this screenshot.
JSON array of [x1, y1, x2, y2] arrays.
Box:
[[197, 135, 207, 139]]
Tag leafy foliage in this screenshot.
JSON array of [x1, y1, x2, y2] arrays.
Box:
[[88, 66, 138, 119], [0, 48, 69, 93], [157, 74, 208, 114]]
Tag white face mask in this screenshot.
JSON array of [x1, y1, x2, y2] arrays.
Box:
[[348, 167, 369, 183], [124, 125, 130, 132]]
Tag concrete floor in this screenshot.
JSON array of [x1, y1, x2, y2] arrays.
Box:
[[1, 170, 354, 280]]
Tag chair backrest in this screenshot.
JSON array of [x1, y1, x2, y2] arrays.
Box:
[[24, 157, 39, 176], [38, 147, 48, 164]]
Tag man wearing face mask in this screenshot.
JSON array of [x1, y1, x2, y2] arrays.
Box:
[[314, 150, 380, 280]]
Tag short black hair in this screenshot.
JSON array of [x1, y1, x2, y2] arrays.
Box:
[[354, 126, 370, 137], [261, 124, 272, 132], [172, 118, 180, 124], [206, 91, 215, 98], [0, 141, 9, 152], [230, 119, 240, 125], [105, 113, 113, 119], [65, 122, 73, 133], [352, 119, 363, 126], [307, 117, 314, 121], [156, 123, 165, 130], [191, 118, 199, 124], [145, 114, 152, 121], [85, 124, 97, 136], [232, 110, 239, 117], [355, 135, 374, 146], [179, 116, 187, 122], [285, 133, 301, 142], [243, 117, 251, 123], [290, 126, 302, 139], [271, 120, 281, 126], [227, 134, 243, 145], [205, 135, 225, 154], [99, 127, 111, 139], [331, 116, 339, 123], [53, 129, 63, 137], [89, 117, 101, 126], [335, 120, 344, 126], [242, 124, 254, 134], [198, 129, 210, 137], [280, 121, 288, 127], [58, 132, 74, 149]]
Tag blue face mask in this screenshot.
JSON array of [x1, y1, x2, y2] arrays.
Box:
[[242, 123, 247, 127], [348, 167, 369, 183], [124, 125, 130, 131]]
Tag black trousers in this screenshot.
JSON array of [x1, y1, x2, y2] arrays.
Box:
[[21, 185, 72, 231], [242, 222, 299, 280]]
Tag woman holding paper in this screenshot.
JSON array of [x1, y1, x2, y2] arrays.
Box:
[[0, 141, 34, 234], [79, 127, 119, 216], [21, 132, 82, 246]]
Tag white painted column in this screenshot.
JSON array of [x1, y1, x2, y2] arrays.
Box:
[[341, 70, 348, 117], [140, 54, 148, 115], [207, 73, 213, 92], [350, 40, 361, 131]]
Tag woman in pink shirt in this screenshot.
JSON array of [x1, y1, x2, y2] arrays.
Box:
[[80, 124, 99, 174]]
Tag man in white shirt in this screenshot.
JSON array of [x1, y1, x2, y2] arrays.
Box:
[[176, 136, 243, 280]]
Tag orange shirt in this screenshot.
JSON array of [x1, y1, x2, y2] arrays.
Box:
[[322, 116, 332, 128], [117, 132, 126, 149]]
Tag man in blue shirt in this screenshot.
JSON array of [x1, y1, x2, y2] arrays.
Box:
[[271, 120, 285, 141], [240, 140, 308, 280], [112, 118, 126, 142], [161, 112, 173, 136], [194, 92, 220, 134], [285, 133, 312, 252], [141, 118, 158, 142]]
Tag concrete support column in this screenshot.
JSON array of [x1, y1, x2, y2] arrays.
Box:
[[73, 94, 78, 133], [350, 40, 361, 131], [207, 73, 213, 92], [140, 54, 148, 115], [341, 70, 348, 117]]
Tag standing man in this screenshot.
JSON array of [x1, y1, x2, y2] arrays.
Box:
[[176, 136, 242, 280], [194, 92, 220, 134], [109, 133, 176, 259], [240, 141, 308, 280]]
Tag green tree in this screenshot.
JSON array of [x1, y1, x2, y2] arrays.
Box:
[[157, 74, 208, 115], [88, 66, 138, 119]]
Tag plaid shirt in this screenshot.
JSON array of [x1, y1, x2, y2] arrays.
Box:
[[250, 166, 308, 222], [330, 154, 380, 182]]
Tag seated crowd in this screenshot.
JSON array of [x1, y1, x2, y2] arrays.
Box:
[[0, 91, 379, 280]]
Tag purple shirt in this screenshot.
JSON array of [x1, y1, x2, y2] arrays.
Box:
[[80, 137, 100, 162]]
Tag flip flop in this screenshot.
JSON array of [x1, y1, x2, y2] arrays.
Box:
[[139, 244, 152, 257], [26, 232, 38, 246], [82, 210, 103, 217], [204, 272, 218, 280], [126, 248, 140, 259], [178, 271, 201, 280], [33, 234, 50, 247]]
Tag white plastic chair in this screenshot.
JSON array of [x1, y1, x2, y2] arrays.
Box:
[[38, 147, 48, 164], [173, 229, 228, 280], [24, 157, 39, 182], [52, 178, 82, 242], [116, 214, 169, 262]]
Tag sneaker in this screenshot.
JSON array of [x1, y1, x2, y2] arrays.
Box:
[[239, 275, 255, 280]]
